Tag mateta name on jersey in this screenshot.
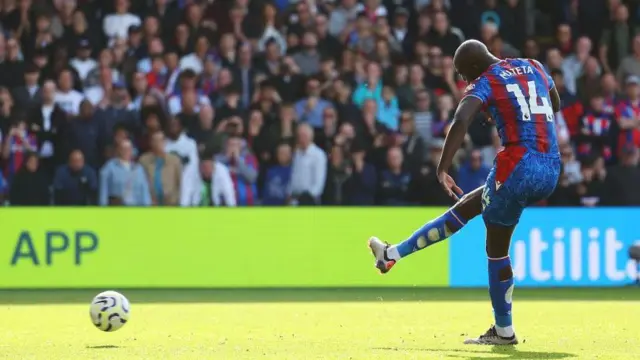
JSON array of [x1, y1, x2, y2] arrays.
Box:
[[498, 65, 534, 80]]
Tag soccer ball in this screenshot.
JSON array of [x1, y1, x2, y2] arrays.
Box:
[[89, 291, 130, 332]]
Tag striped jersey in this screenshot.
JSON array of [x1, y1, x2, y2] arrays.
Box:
[[463, 58, 559, 155]]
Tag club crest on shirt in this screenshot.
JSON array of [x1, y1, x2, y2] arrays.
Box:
[[465, 83, 475, 93]]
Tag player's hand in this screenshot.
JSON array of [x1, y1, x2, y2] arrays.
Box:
[[437, 171, 463, 201]]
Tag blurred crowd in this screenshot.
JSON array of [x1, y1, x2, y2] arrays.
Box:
[[0, 0, 639, 207]]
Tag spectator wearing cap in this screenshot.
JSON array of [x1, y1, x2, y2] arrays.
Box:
[[28, 80, 68, 178], [12, 63, 42, 109], [603, 144, 640, 205], [194, 158, 236, 207], [126, 25, 145, 59], [457, 149, 490, 195], [289, 123, 327, 205], [376, 146, 411, 206], [262, 142, 293, 206], [53, 149, 98, 206], [103, 0, 141, 41], [139, 131, 183, 206], [99, 139, 151, 206], [165, 117, 200, 207], [70, 38, 97, 83], [295, 77, 332, 129], [343, 140, 376, 205], [54, 69, 84, 116], [391, 7, 410, 44], [215, 135, 259, 206], [614, 75, 640, 156], [353, 61, 383, 107], [617, 34, 640, 86]]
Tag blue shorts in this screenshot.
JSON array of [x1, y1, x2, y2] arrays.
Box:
[[482, 149, 561, 227]]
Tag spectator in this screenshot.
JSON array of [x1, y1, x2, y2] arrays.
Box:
[[377, 146, 411, 205], [196, 158, 236, 206], [562, 36, 593, 95], [165, 117, 200, 207], [215, 135, 259, 206], [9, 152, 49, 206], [328, 0, 361, 37], [292, 31, 321, 76], [323, 144, 351, 205], [599, 3, 636, 73], [617, 34, 640, 85], [139, 131, 182, 206], [410, 138, 456, 206], [427, 11, 462, 57], [295, 77, 332, 129], [70, 38, 98, 83], [289, 123, 327, 205], [179, 33, 210, 75], [12, 63, 41, 109], [343, 140, 376, 205], [53, 150, 98, 206], [233, 43, 258, 109], [353, 62, 383, 107], [576, 57, 603, 104], [1, 117, 37, 185], [99, 139, 151, 206], [603, 144, 640, 205], [413, 89, 435, 147], [103, 0, 142, 41], [28, 80, 67, 178], [575, 155, 607, 207], [457, 149, 491, 195], [54, 69, 84, 116], [577, 94, 615, 163], [398, 111, 426, 174], [614, 76, 640, 156], [263, 142, 293, 206]]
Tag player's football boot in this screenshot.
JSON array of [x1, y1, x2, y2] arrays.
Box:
[[367, 237, 396, 274], [464, 325, 518, 345]]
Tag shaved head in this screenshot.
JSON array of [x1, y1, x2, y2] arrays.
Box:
[[453, 40, 499, 82]]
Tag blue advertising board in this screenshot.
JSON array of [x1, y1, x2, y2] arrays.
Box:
[[449, 208, 640, 287]]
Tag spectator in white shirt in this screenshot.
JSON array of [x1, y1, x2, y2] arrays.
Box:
[[194, 158, 236, 206], [54, 69, 84, 116], [103, 0, 141, 41], [70, 38, 98, 82], [288, 123, 327, 205]]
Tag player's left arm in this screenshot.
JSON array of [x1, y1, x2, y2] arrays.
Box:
[[549, 86, 561, 113]]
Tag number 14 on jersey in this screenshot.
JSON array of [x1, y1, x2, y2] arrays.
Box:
[[506, 81, 554, 122]]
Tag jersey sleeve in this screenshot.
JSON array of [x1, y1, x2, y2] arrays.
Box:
[[528, 59, 555, 90], [462, 76, 491, 105]]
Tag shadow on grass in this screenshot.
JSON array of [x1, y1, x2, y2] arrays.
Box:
[[0, 287, 638, 304], [375, 346, 576, 359], [86, 345, 122, 349]]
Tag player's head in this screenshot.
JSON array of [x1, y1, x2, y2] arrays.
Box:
[[453, 39, 498, 83]]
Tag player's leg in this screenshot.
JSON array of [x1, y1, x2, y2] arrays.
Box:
[[368, 186, 484, 274]]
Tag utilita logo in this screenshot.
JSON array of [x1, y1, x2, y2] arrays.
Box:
[[511, 228, 640, 283]]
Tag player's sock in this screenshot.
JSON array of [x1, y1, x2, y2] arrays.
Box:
[[386, 209, 466, 260], [488, 256, 515, 338]]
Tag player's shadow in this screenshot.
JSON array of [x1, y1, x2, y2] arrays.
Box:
[[374, 346, 576, 359], [86, 345, 122, 350]]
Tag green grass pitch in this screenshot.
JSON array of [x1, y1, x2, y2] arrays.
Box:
[[0, 288, 639, 360]]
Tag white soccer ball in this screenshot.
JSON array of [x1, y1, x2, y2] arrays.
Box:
[[89, 291, 130, 332]]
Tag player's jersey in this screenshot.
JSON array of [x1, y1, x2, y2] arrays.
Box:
[[463, 58, 559, 156]]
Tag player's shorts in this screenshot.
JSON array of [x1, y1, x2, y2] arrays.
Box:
[[481, 148, 561, 227]]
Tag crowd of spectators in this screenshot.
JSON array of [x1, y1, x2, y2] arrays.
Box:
[[0, 0, 639, 207]]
